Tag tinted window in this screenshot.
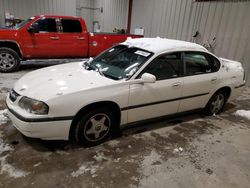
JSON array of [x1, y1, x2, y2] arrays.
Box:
[[207, 54, 220, 72], [88, 45, 153, 80], [36, 18, 57, 32], [139, 53, 181, 80], [61, 19, 82, 33], [185, 52, 214, 75]]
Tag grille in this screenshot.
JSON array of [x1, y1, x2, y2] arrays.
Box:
[[9, 89, 20, 102]]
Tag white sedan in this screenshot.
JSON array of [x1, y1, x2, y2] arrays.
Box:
[[6, 38, 245, 146]]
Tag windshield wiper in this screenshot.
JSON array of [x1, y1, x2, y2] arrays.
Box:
[[83, 61, 90, 70], [83, 61, 104, 76], [94, 65, 104, 76]]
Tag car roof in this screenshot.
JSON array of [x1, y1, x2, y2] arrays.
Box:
[[122, 37, 208, 54]]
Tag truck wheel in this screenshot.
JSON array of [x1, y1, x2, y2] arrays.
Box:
[[204, 90, 227, 116], [74, 107, 115, 147], [0, 47, 20, 73]]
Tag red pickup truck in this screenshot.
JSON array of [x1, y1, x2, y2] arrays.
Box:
[[0, 15, 142, 72]]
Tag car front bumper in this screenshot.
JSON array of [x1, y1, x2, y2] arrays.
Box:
[[6, 97, 72, 140]]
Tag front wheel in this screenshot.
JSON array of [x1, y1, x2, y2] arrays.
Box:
[[74, 108, 116, 147], [0, 47, 21, 73], [204, 90, 227, 115]]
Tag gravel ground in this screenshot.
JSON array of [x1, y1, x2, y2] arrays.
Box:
[[0, 60, 250, 188]]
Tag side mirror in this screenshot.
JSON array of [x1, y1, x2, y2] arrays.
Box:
[[27, 23, 39, 33], [141, 73, 156, 83]]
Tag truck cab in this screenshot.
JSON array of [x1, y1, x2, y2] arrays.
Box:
[[0, 15, 142, 72]]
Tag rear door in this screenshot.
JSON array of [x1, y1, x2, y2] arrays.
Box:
[[127, 52, 183, 123], [57, 18, 89, 57], [178, 51, 220, 112]]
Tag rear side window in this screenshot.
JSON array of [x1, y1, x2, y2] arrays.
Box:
[[36, 18, 57, 32], [184, 52, 219, 75], [61, 19, 82, 33], [139, 52, 181, 80]]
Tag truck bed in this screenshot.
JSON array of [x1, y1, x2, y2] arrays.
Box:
[[88, 32, 142, 57]]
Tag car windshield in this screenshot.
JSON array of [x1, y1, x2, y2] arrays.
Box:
[[87, 45, 153, 80], [15, 17, 34, 29]]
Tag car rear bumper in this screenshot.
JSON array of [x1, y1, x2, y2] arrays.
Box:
[[229, 81, 246, 101]]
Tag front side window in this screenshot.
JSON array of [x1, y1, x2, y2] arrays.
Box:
[[61, 19, 82, 33], [138, 52, 182, 80], [184, 52, 216, 75], [87, 45, 153, 80], [35, 18, 57, 32]]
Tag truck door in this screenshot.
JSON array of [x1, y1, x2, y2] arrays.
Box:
[[57, 18, 89, 58], [22, 17, 63, 58]]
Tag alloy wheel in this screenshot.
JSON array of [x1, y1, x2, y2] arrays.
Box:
[[83, 113, 111, 142], [0, 52, 16, 70]]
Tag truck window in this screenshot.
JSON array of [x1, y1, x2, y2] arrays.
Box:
[[61, 19, 82, 33], [36, 18, 57, 32]]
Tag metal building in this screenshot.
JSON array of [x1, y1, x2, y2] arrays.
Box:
[[0, 0, 249, 84]]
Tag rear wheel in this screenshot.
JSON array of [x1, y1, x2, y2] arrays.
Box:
[[74, 108, 115, 147], [204, 90, 227, 115], [0, 47, 20, 72]]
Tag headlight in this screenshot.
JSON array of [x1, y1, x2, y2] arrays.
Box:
[[18, 97, 49, 115]]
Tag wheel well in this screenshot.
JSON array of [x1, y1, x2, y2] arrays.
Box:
[[0, 41, 22, 58], [216, 87, 231, 100], [69, 101, 121, 141]]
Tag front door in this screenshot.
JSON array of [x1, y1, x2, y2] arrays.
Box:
[[127, 52, 183, 123], [22, 17, 62, 58]]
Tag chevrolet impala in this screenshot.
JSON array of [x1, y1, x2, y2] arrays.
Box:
[[6, 38, 245, 146]]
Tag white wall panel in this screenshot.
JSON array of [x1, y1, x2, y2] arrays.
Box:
[[94, 0, 128, 33], [131, 0, 250, 85], [76, 0, 94, 31]]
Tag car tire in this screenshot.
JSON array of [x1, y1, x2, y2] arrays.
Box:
[[204, 90, 227, 116], [0, 47, 21, 73], [74, 107, 116, 147]]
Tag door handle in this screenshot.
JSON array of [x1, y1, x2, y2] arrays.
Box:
[[172, 82, 181, 87], [78, 37, 85, 40], [211, 77, 217, 82], [50, 36, 59, 40]]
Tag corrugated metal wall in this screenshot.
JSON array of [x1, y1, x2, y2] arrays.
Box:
[[76, 0, 94, 31], [0, 0, 76, 27], [94, 0, 128, 33], [76, 0, 128, 32], [131, 0, 250, 85]]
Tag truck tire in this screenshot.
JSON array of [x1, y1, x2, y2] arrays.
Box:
[[74, 107, 115, 147], [0, 47, 21, 73]]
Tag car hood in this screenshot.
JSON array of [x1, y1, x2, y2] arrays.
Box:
[[14, 62, 117, 101]]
